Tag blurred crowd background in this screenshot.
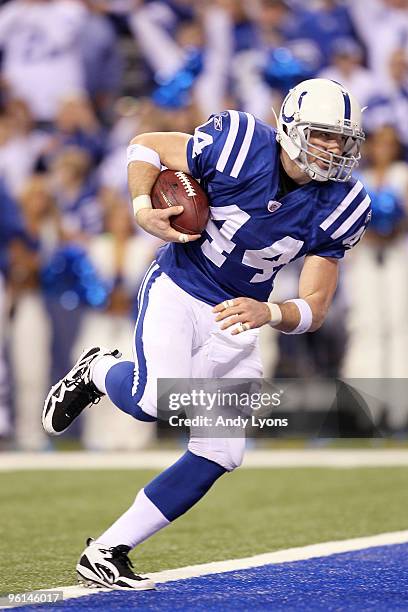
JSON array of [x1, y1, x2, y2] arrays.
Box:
[[1, 0, 408, 450]]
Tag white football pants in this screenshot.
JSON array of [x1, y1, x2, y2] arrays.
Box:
[[132, 264, 263, 470]]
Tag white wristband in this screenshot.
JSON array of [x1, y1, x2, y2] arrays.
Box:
[[265, 302, 283, 327], [282, 298, 313, 334], [132, 194, 152, 216], [127, 144, 161, 169]]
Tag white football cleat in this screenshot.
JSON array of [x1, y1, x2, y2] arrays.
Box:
[[77, 538, 155, 590]]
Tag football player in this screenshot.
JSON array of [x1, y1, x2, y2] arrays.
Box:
[[42, 78, 370, 590]]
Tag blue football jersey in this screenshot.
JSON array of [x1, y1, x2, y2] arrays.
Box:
[[156, 110, 371, 306]]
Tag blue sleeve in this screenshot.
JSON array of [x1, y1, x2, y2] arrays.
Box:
[[186, 110, 257, 182], [311, 182, 371, 259]]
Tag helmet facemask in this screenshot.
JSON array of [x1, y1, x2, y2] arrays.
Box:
[[289, 121, 364, 182]]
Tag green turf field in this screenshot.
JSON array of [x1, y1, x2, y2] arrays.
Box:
[[2, 467, 408, 595]]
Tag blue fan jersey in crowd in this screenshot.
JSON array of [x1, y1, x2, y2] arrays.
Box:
[[156, 110, 371, 306]]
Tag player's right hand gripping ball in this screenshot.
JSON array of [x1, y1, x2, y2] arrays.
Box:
[[151, 169, 209, 235]]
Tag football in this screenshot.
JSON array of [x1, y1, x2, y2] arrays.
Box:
[[151, 169, 210, 235]]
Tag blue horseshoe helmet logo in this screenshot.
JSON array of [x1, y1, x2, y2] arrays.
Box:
[[282, 91, 308, 123]]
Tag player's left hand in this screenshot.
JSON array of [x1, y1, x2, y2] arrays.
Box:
[[213, 298, 271, 335]]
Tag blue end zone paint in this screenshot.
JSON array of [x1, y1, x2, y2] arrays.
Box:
[[17, 543, 408, 612]]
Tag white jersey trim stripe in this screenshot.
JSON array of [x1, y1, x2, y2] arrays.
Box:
[[216, 110, 240, 173], [320, 180, 364, 231], [330, 194, 371, 240], [230, 113, 255, 178]]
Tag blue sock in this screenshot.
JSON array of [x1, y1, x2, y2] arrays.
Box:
[[144, 450, 226, 521], [105, 360, 156, 422]]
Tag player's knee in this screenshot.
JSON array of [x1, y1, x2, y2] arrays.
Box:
[[136, 390, 157, 421], [188, 437, 245, 471], [129, 403, 156, 423], [106, 360, 157, 422], [115, 394, 156, 422]]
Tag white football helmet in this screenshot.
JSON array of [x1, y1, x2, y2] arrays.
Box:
[[275, 78, 365, 182]]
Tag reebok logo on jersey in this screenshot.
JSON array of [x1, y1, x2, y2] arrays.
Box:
[[267, 200, 282, 213], [214, 116, 223, 131]]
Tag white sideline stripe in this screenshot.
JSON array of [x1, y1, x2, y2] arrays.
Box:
[[320, 180, 364, 231], [6, 531, 408, 608], [230, 113, 255, 178], [331, 194, 371, 239], [2, 450, 408, 472], [216, 110, 240, 173]]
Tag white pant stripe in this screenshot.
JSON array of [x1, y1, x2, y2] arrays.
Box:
[[132, 263, 161, 395]]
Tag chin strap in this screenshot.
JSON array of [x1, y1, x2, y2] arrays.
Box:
[[304, 161, 331, 182], [272, 105, 303, 162]]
